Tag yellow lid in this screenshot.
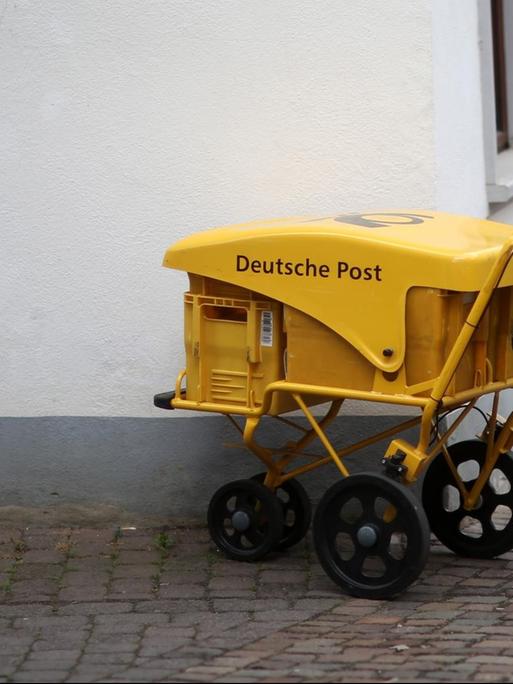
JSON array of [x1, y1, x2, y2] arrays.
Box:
[[164, 211, 513, 372]]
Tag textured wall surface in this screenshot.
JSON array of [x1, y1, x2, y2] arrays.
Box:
[[432, 0, 488, 216], [1, 0, 435, 418]]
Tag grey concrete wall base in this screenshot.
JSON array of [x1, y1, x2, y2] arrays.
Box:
[[0, 416, 420, 526]]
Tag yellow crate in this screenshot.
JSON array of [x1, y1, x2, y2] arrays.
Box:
[[405, 287, 513, 395], [403, 288, 478, 394], [183, 286, 283, 409]]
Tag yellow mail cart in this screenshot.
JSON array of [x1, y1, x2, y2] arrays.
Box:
[[154, 211, 513, 599]]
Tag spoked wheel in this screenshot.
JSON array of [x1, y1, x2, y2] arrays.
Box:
[[252, 473, 312, 550], [207, 479, 284, 561], [422, 440, 513, 558], [313, 473, 430, 599]]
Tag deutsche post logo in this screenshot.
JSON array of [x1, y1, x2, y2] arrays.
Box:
[[333, 213, 434, 228]]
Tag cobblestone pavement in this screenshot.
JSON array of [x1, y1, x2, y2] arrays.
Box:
[[1, 525, 513, 682]]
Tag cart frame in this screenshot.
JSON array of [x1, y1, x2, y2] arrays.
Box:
[[168, 237, 513, 515]]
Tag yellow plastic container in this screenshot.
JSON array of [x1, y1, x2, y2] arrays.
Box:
[[181, 281, 513, 408], [183, 289, 283, 408]]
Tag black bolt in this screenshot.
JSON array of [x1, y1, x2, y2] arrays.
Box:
[[383, 348, 394, 357]]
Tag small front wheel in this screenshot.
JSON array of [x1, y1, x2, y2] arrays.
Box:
[[313, 473, 430, 599], [207, 479, 284, 561]]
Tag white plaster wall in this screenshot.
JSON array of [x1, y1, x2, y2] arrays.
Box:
[[432, 0, 488, 217], [2, 0, 437, 417]]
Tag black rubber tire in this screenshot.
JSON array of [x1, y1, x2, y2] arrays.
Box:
[[422, 440, 513, 558], [251, 473, 312, 550], [207, 479, 284, 561], [313, 473, 430, 599]]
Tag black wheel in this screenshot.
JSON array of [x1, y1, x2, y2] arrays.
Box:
[[422, 440, 513, 558], [207, 479, 284, 561], [251, 473, 312, 550], [313, 473, 430, 599]]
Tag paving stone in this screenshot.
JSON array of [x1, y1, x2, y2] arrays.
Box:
[[21, 550, 64, 564], [10, 671, 70, 682], [108, 579, 154, 599], [117, 550, 161, 565], [78, 652, 136, 665], [159, 583, 206, 599], [112, 565, 159, 579], [57, 601, 133, 615], [31, 636, 89, 652], [61, 582, 109, 598]]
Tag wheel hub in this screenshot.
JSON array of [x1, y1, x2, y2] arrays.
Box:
[[356, 524, 379, 548], [231, 510, 251, 532]]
